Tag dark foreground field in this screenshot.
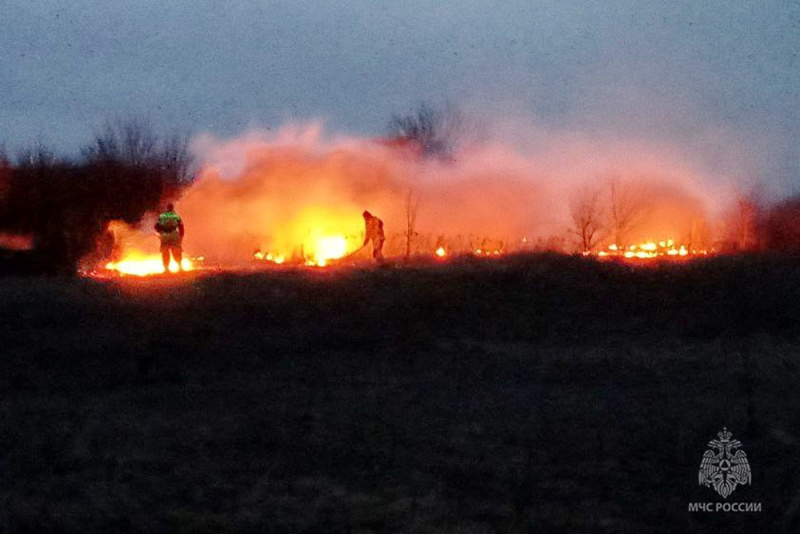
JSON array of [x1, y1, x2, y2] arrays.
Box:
[[2, 254, 800, 533]]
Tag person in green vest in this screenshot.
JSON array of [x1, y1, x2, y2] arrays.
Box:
[[154, 203, 185, 272]]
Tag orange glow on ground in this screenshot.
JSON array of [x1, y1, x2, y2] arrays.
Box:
[[105, 253, 193, 276], [597, 239, 707, 260], [0, 233, 34, 251]]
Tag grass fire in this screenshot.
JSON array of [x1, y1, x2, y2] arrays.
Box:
[[68, 121, 760, 276], [3, 118, 800, 534], [4, 0, 800, 529]]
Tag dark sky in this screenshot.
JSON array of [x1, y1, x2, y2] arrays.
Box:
[[1, 1, 798, 191]]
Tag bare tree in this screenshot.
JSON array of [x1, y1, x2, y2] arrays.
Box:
[[16, 137, 57, 169], [0, 146, 11, 202], [0, 124, 194, 274], [763, 195, 800, 252], [159, 132, 192, 180], [388, 102, 470, 159], [404, 188, 421, 259], [568, 185, 605, 252], [732, 185, 764, 251], [83, 117, 158, 167], [83, 118, 193, 179], [83, 118, 195, 210], [607, 176, 646, 247], [157, 131, 195, 198]]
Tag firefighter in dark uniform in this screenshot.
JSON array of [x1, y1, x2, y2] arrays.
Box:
[[362, 210, 385, 262]]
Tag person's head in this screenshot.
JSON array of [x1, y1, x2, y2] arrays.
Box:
[[362, 210, 371, 219], [166, 203, 175, 212]]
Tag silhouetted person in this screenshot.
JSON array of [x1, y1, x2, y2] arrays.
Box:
[[362, 210, 385, 262], [155, 203, 184, 272]]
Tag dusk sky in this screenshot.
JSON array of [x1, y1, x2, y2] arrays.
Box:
[[2, 1, 798, 192]]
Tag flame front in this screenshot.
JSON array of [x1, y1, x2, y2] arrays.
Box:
[[253, 233, 354, 266], [105, 253, 193, 276], [84, 128, 731, 272], [98, 221, 196, 276], [596, 239, 707, 260], [314, 235, 348, 266]]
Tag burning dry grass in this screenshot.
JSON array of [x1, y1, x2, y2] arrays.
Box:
[[81, 121, 752, 276], [2, 255, 800, 533], [91, 124, 728, 272]]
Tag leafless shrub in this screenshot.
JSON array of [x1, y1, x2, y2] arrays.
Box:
[[607, 176, 647, 247], [388, 102, 475, 159], [568, 185, 605, 252]]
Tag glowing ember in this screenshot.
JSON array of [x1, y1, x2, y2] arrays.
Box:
[[0, 233, 34, 251], [254, 251, 287, 264], [473, 248, 504, 257], [435, 246, 447, 258], [105, 253, 193, 276], [253, 235, 348, 266], [597, 239, 707, 260]]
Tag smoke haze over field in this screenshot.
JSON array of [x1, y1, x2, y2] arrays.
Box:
[[0, 0, 795, 265], [1, 1, 798, 195], [175, 121, 727, 262]]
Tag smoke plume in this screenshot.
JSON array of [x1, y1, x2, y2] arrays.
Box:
[[172, 120, 731, 263]]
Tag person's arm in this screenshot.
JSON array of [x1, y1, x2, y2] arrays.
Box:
[[178, 221, 185, 238]]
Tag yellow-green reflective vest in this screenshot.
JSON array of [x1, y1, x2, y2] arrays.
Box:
[[158, 211, 182, 239]]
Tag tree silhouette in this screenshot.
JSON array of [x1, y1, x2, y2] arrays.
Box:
[[388, 102, 470, 159], [568, 185, 605, 252], [0, 119, 195, 274], [607, 176, 646, 248]]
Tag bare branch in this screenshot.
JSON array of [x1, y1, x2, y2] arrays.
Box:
[[607, 176, 646, 247], [388, 102, 472, 159], [405, 188, 422, 258], [83, 117, 159, 167], [568, 185, 605, 252]]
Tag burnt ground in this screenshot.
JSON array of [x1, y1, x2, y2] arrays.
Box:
[[1, 253, 800, 533]]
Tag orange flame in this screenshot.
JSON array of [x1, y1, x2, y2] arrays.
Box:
[[99, 220, 196, 276], [597, 239, 708, 260], [105, 253, 193, 276]]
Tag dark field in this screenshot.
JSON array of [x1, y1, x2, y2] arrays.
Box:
[[2, 254, 800, 533]]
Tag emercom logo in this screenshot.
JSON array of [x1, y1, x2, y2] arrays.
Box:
[[688, 428, 761, 513], [698, 428, 751, 498], [688, 502, 761, 513]]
